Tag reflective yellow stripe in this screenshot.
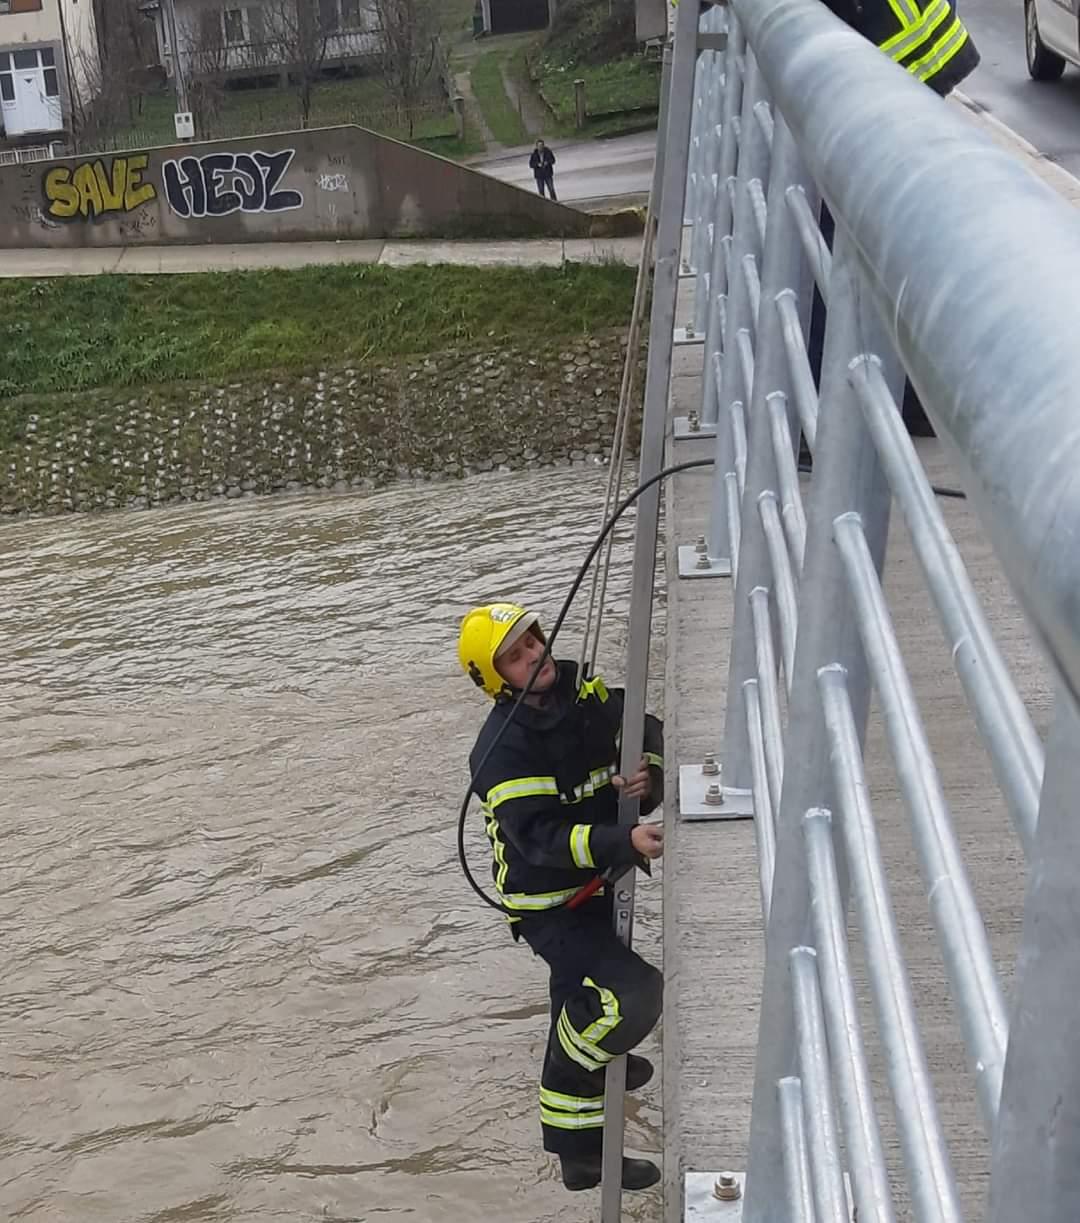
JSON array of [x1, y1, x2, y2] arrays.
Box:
[[578, 675, 610, 703], [570, 823, 595, 869], [880, 0, 946, 54], [486, 776, 559, 809], [912, 18, 967, 81], [483, 809, 511, 893], [499, 886, 585, 912], [557, 1009, 610, 1071], [562, 765, 616, 805], [645, 752, 663, 769], [540, 1107, 606, 1130], [893, 0, 950, 65], [582, 976, 622, 1046], [540, 1086, 605, 1114], [884, 0, 921, 32]]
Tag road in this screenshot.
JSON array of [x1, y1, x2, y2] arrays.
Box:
[[933, 0, 1080, 175], [472, 131, 656, 207]]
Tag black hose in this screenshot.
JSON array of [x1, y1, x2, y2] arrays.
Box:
[[458, 454, 965, 916]]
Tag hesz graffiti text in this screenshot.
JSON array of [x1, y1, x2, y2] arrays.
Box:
[[163, 149, 304, 219]]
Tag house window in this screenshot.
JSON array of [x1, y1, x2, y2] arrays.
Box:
[[319, 0, 339, 32], [247, 4, 265, 44], [223, 7, 246, 44], [0, 72, 13, 102], [341, 0, 363, 27]]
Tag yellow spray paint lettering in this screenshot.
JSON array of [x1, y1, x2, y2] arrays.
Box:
[[43, 154, 157, 222]]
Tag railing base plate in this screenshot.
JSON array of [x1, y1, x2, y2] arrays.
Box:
[[678, 545, 732, 578], [674, 415, 718, 440], [674, 327, 706, 346], [679, 766, 753, 820], [685, 1171, 745, 1221]]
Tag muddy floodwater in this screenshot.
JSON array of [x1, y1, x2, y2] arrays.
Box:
[[1, 466, 664, 1222]]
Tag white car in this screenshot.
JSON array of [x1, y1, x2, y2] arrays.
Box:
[[1025, 0, 1080, 79]]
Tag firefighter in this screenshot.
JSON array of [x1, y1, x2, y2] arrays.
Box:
[[458, 602, 664, 1192]]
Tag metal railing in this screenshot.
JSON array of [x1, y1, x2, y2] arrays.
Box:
[[640, 0, 1080, 1220]]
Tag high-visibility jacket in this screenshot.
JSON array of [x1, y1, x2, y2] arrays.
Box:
[[824, 0, 979, 96], [468, 660, 664, 917]]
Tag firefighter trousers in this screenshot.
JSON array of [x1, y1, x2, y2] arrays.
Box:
[[519, 896, 663, 1157]]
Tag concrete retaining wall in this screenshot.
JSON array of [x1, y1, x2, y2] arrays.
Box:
[[0, 332, 641, 517], [0, 126, 592, 248]]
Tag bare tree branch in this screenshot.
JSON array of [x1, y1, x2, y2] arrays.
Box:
[[369, 0, 442, 139]]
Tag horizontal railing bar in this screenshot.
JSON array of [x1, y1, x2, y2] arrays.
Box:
[[791, 947, 849, 1223], [848, 357, 1043, 857], [737, 327, 756, 401], [759, 491, 798, 691], [817, 664, 965, 1223], [745, 678, 776, 921], [744, 250, 763, 319], [775, 291, 819, 450], [733, 400, 748, 500], [748, 178, 769, 248], [785, 185, 831, 304], [804, 809, 895, 1223], [727, 471, 742, 582], [778, 1077, 816, 1223], [833, 512, 1009, 1131], [750, 586, 785, 810], [766, 391, 808, 575]]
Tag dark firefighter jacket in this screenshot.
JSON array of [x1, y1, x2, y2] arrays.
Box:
[[823, 0, 979, 96], [469, 660, 663, 917]]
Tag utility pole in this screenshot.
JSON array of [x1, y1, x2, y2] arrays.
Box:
[[161, 0, 192, 134]]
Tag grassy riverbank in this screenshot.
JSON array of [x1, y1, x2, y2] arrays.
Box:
[[0, 262, 636, 401]]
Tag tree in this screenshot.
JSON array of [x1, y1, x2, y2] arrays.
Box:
[[369, 0, 442, 139], [264, 0, 333, 129]]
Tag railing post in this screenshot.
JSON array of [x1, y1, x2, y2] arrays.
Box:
[[599, 0, 699, 1217], [692, 6, 727, 335], [702, 49, 769, 572], [719, 111, 805, 794], [742, 225, 903, 1222], [692, 13, 744, 433], [987, 687, 1080, 1223]]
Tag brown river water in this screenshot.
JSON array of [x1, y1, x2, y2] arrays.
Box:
[[1, 466, 664, 1223]]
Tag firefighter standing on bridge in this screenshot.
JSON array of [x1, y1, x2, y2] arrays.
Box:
[[458, 602, 664, 1193]]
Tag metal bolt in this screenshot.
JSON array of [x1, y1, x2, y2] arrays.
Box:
[[681, 259, 691, 273], [696, 550, 712, 570], [705, 783, 724, 806], [695, 533, 708, 553], [702, 752, 720, 776], [688, 411, 701, 432], [713, 1172, 741, 1201], [685, 323, 696, 338]]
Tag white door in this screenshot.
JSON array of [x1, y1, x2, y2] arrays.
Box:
[[0, 49, 63, 136]]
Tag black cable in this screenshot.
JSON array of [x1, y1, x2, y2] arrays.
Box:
[[457, 457, 715, 916], [458, 454, 965, 916]]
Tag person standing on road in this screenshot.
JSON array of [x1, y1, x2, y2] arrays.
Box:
[[529, 139, 557, 201], [458, 602, 664, 1194]]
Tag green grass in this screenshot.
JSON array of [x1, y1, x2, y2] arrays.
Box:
[[98, 75, 459, 154], [470, 51, 529, 146], [533, 55, 659, 125], [0, 264, 636, 402]]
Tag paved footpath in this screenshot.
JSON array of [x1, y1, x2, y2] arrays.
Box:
[[0, 235, 644, 278]]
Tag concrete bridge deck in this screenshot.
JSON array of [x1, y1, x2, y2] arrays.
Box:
[[659, 278, 1053, 1222]]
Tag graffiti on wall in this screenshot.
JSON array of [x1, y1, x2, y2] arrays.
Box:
[[162, 149, 304, 219], [42, 154, 157, 222]]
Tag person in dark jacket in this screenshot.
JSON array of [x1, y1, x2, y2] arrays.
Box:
[[529, 139, 557, 200], [458, 601, 664, 1193], [805, 0, 980, 436]]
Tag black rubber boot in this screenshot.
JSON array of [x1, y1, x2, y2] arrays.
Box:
[[560, 1155, 662, 1192], [626, 1054, 654, 1091]]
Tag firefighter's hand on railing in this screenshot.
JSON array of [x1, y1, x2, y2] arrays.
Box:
[[631, 823, 664, 860], [614, 756, 653, 801]]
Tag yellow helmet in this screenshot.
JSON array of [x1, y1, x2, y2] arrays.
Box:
[[458, 602, 546, 698]]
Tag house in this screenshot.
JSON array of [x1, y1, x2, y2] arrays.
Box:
[[478, 0, 553, 36], [147, 0, 380, 84], [0, 0, 100, 140]]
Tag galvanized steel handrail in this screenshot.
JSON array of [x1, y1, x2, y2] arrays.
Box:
[[657, 0, 1080, 1221]]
